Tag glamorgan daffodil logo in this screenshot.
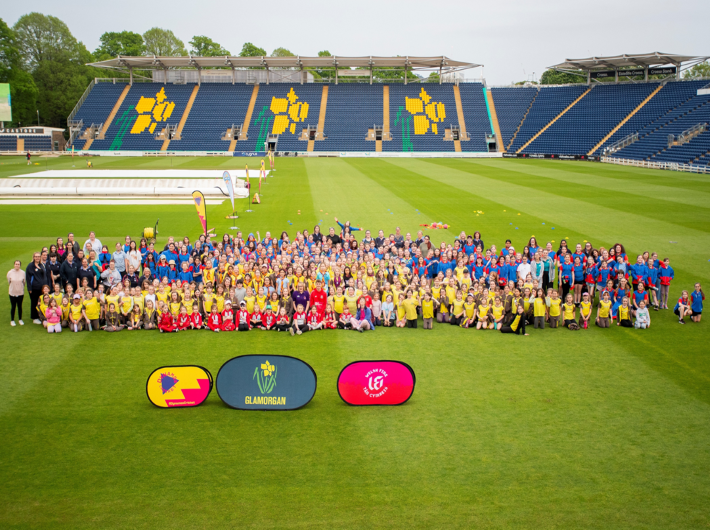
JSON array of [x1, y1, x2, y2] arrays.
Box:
[[253, 360, 277, 394], [270, 87, 309, 135], [131, 87, 176, 135], [253, 87, 309, 151], [394, 88, 446, 152]]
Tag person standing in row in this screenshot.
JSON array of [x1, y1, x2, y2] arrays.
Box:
[[7, 260, 26, 326], [26, 252, 49, 324]]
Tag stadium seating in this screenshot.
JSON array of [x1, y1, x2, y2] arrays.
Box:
[[68, 79, 710, 158], [490, 87, 538, 150]]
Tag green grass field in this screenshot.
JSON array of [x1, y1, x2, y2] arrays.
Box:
[[1, 155, 709, 529]]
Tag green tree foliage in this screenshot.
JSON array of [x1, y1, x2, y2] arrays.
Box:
[[540, 69, 586, 85], [189, 36, 229, 57], [684, 61, 710, 79], [0, 18, 38, 126], [142, 28, 186, 57], [239, 42, 266, 57], [427, 71, 440, 84], [12, 13, 93, 129], [94, 31, 145, 60], [271, 47, 294, 57]]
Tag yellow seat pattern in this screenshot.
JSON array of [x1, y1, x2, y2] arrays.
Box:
[[135, 97, 155, 115], [269, 88, 310, 136], [271, 97, 288, 114], [406, 97, 423, 115], [273, 115, 290, 135], [413, 115, 430, 135], [131, 114, 153, 134], [130, 87, 175, 135]]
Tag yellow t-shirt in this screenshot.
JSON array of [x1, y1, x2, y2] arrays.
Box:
[[549, 298, 562, 317], [215, 295, 225, 313], [203, 268, 215, 284], [492, 304, 504, 320], [38, 300, 48, 317], [203, 293, 215, 312], [61, 302, 70, 320], [344, 293, 359, 315], [169, 301, 182, 317], [463, 302, 476, 319], [121, 295, 133, 315], [244, 295, 256, 314], [451, 299, 465, 317], [156, 291, 169, 305], [133, 294, 145, 313], [580, 301, 592, 318], [402, 298, 418, 320], [70, 302, 84, 321], [619, 305, 630, 321], [534, 298, 547, 317], [421, 299, 435, 319], [51, 292, 63, 306], [331, 295, 345, 314], [599, 300, 612, 318], [105, 294, 121, 312], [83, 298, 101, 320], [256, 295, 268, 311], [563, 302, 576, 320], [396, 302, 406, 320], [477, 304, 490, 318]]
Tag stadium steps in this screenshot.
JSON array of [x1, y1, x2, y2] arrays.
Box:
[[516, 87, 592, 153], [453, 85, 469, 150], [506, 89, 538, 151], [161, 85, 199, 151], [239, 86, 260, 142], [82, 138, 94, 150], [383, 85, 391, 140], [589, 84, 664, 155], [97, 85, 131, 141], [486, 89, 505, 152], [309, 85, 329, 152]]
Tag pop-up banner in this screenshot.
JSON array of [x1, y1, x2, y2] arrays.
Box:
[[146, 365, 213, 408], [216, 355, 317, 410], [337, 361, 416, 406]]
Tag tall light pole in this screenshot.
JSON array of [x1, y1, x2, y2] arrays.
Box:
[[36, 110, 39, 126]]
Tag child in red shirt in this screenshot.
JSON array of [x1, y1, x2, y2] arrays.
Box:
[[262, 307, 276, 330], [159, 305, 178, 333], [236, 301, 250, 331], [177, 306, 191, 330], [207, 304, 222, 332], [221, 300, 235, 331], [323, 303, 337, 330], [250, 306, 264, 329], [290, 304, 308, 335], [275, 307, 290, 331], [307, 305, 323, 330], [190, 303, 203, 329]]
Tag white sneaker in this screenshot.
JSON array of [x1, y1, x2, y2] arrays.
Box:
[[19, 320, 24, 326], [11, 321, 16, 327], [33, 319, 41, 325]]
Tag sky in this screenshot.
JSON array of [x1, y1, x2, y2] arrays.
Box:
[[5, 0, 709, 85]]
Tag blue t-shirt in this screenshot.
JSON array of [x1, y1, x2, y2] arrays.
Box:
[[691, 291, 704, 312]]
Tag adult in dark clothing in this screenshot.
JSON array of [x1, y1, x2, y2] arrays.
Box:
[[312, 225, 323, 244], [47, 253, 61, 289], [292, 283, 310, 312], [472, 231, 484, 252], [77, 258, 97, 290], [60, 253, 79, 290], [326, 227, 341, 246], [124, 266, 140, 288], [374, 230, 387, 249], [26, 252, 49, 323], [66, 233, 81, 257]]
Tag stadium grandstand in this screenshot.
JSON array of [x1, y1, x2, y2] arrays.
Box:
[[21, 52, 710, 169]]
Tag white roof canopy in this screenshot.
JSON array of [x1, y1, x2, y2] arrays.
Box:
[[88, 55, 480, 72], [550, 52, 708, 71]]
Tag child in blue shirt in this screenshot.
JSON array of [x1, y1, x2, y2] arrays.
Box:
[[691, 283, 704, 323]]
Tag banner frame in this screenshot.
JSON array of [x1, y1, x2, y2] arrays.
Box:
[[337, 360, 416, 407], [216, 354, 318, 411], [145, 364, 213, 409]]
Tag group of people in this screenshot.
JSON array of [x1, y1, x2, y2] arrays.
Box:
[[7, 221, 704, 336]]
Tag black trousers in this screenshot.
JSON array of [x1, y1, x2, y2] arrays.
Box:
[[28, 290, 42, 320], [406, 319, 417, 328], [10, 295, 24, 320], [542, 272, 550, 292], [501, 319, 526, 334]]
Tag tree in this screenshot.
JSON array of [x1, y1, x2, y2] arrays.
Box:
[[540, 69, 585, 85], [0, 18, 38, 126], [271, 47, 294, 57], [427, 71, 440, 84], [142, 28, 186, 57], [189, 36, 229, 57], [13, 12, 81, 70], [684, 61, 710, 79], [94, 31, 145, 60], [239, 42, 266, 57]]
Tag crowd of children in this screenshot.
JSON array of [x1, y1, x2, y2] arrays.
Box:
[[12, 225, 705, 335]]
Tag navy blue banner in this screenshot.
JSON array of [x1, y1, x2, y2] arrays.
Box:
[[216, 355, 317, 410]]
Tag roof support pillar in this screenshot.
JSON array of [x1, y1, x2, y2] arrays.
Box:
[[196, 66, 201, 86], [404, 65, 408, 85], [644, 67, 648, 82], [231, 67, 235, 85], [335, 68, 338, 85], [266, 66, 270, 85], [587, 70, 591, 85], [615, 69, 618, 83], [129, 66, 133, 86], [439, 66, 442, 84], [370, 67, 373, 85]]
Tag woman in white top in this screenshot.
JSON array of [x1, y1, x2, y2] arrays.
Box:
[[126, 240, 142, 271], [7, 260, 26, 326]]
